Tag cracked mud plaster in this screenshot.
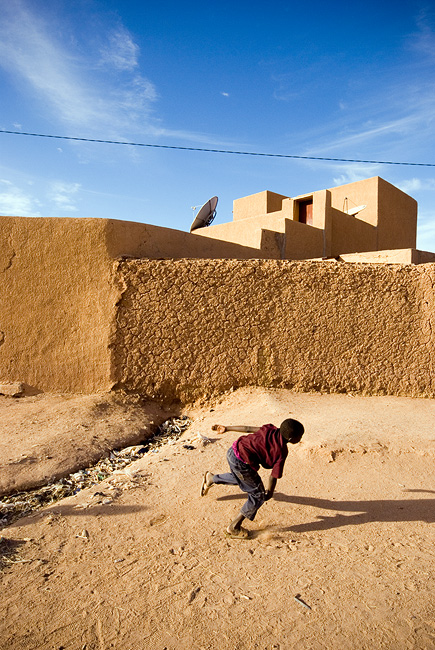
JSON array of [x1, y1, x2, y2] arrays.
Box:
[[112, 259, 435, 403], [0, 237, 16, 273]]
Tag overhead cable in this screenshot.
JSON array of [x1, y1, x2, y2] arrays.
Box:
[[1, 129, 434, 167]]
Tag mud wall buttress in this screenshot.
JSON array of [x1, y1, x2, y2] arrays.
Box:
[[0, 217, 120, 393]]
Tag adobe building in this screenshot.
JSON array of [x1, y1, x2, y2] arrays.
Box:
[[194, 176, 435, 264]]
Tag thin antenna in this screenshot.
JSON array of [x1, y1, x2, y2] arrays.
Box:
[[343, 197, 366, 216], [191, 204, 203, 219]]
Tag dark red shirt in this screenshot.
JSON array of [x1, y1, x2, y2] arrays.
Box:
[[235, 424, 288, 479]]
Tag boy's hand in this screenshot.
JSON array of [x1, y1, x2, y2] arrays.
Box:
[[265, 477, 277, 501], [211, 424, 226, 434]]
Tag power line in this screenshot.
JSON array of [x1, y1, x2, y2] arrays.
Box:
[[1, 128, 434, 167]]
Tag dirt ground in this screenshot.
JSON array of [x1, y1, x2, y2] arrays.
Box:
[[1, 386, 434, 650], [0, 392, 171, 496]]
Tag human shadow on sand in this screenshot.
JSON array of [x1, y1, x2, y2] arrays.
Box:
[[273, 490, 435, 532], [217, 490, 435, 532]]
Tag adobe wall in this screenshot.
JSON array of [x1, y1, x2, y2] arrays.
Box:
[[328, 176, 417, 250], [330, 208, 377, 257], [112, 259, 435, 403], [0, 217, 118, 393], [0, 216, 291, 393], [1, 216, 433, 400]]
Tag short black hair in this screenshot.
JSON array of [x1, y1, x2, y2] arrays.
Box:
[[279, 418, 304, 442]]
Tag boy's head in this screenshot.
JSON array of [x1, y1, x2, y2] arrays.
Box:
[[279, 418, 304, 444]]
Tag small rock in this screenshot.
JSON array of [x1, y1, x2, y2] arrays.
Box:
[[117, 445, 146, 457], [0, 381, 24, 397]]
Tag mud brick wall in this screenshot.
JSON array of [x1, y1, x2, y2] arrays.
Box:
[[112, 260, 435, 403], [0, 217, 120, 393]]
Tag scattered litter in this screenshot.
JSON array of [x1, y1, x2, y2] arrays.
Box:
[[75, 529, 89, 540], [197, 433, 212, 445], [149, 513, 168, 526], [0, 536, 27, 569], [187, 586, 201, 604], [294, 594, 311, 610], [0, 416, 192, 527]]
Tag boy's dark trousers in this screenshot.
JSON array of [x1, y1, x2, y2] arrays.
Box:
[[213, 447, 266, 520]]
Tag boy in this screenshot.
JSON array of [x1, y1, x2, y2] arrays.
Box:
[[200, 419, 304, 539]]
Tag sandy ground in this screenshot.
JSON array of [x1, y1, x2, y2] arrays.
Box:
[[0, 392, 170, 496], [1, 386, 434, 650]]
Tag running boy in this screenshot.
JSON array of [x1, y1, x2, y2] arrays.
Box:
[[200, 419, 304, 539]]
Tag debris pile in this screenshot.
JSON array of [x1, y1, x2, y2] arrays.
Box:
[[0, 415, 191, 528], [0, 536, 28, 569]]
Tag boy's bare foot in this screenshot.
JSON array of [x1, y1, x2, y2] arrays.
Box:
[[211, 424, 226, 434], [224, 527, 250, 539], [200, 471, 214, 497]]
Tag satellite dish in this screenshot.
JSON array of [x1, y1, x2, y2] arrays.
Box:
[[190, 196, 218, 232], [346, 204, 367, 216]]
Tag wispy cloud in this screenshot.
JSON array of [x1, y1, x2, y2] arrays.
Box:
[[397, 178, 435, 193], [290, 15, 435, 163], [332, 164, 381, 187], [0, 2, 229, 146], [0, 176, 84, 217], [0, 2, 156, 138], [0, 180, 41, 217], [408, 9, 435, 63], [0, 3, 108, 130], [313, 114, 426, 155], [48, 182, 81, 213], [99, 27, 140, 71]]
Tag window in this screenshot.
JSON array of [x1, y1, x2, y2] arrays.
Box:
[[297, 198, 313, 225]]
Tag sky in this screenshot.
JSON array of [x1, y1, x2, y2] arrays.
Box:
[[1, 0, 435, 251]]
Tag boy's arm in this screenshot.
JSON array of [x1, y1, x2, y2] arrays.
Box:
[[211, 424, 258, 434], [265, 476, 277, 500]]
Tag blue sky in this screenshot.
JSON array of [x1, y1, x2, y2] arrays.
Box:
[[1, 0, 435, 251]]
